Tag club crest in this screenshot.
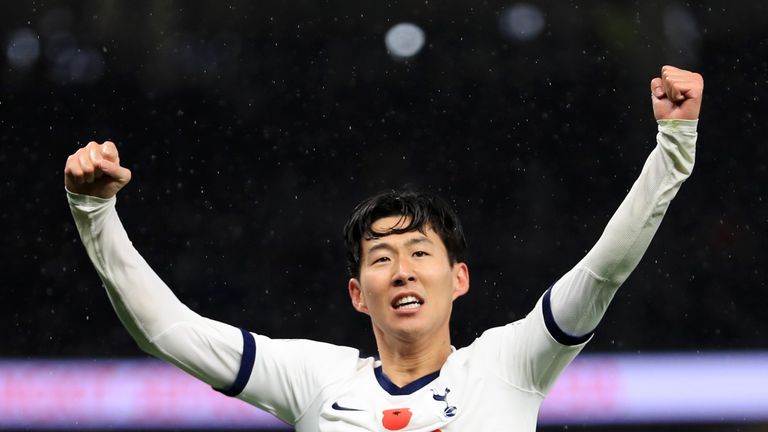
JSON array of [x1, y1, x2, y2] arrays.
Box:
[[431, 387, 457, 417]]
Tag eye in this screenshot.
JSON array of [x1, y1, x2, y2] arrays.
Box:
[[413, 251, 429, 258], [373, 256, 391, 264]]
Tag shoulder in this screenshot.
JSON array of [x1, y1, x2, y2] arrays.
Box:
[[451, 296, 589, 394], [237, 334, 371, 422], [253, 334, 363, 369], [450, 318, 527, 364]]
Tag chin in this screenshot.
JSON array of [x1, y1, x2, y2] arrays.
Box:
[[387, 319, 440, 342]]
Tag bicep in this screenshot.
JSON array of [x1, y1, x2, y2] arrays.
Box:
[[495, 295, 589, 395], [148, 316, 244, 390], [547, 266, 620, 338]]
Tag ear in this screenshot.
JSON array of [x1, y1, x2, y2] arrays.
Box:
[[451, 262, 470, 300], [348, 278, 369, 315]]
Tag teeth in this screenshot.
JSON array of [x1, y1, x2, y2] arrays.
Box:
[[395, 296, 422, 309]]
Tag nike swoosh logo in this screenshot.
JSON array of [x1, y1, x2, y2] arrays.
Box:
[[332, 402, 364, 412]]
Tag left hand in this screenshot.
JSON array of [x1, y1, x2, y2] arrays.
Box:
[[650, 65, 704, 120]]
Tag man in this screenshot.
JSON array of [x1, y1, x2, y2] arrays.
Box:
[[64, 66, 703, 431]]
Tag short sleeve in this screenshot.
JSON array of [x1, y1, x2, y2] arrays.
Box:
[[231, 333, 361, 425], [473, 293, 590, 396]]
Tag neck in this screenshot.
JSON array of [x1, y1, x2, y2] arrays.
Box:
[[373, 328, 452, 388]]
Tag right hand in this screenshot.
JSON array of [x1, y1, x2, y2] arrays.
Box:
[[64, 141, 132, 199]]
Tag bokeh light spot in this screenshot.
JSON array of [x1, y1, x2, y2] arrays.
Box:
[[385, 23, 426, 59], [499, 4, 546, 42], [6, 29, 41, 68]]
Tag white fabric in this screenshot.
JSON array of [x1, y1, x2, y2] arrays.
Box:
[[241, 301, 584, 431], [67, 192, 243, 390], [67, 119, 697, 431], [549, 119, 697, 336]]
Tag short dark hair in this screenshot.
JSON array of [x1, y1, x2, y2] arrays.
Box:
[[343, 188, 467, 278]]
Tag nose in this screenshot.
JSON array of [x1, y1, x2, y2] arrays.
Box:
[[392, 259, 417, 287]]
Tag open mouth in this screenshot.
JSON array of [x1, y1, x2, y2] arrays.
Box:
[[392, 295, 424, 310]]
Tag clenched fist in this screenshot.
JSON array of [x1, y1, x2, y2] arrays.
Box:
[[651, 65, 704, 121], [64, 141, 131, 199]]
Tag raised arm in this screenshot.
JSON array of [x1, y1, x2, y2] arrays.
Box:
[[547, 66, 704, 338], [64, 142, 243, 391]]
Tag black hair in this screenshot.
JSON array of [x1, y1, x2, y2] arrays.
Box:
[[343, 187, 467, 278]]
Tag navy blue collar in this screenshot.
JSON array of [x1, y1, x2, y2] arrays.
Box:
[[374, 366, 441, 395]]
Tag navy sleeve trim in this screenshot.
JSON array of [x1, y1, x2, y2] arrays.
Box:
[[542, 287, 594, 346], [214, 328, 256, 397]]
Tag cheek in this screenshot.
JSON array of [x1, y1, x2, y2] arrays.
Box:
[[421, 264, 454, 283], [359, 273, 389, 299]]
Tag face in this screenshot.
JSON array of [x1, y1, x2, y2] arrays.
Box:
[[348, 216, 470, 344]]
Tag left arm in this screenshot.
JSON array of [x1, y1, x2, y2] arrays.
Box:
[[548, 66, 704, 338], [479, 67, 703, 396]]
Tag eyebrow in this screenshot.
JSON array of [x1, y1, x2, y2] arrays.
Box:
[[366, 236, 434, 255]]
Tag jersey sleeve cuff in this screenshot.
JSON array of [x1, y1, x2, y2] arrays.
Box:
[[657, 118, 698, 134], [66, 188, 116, 210], [214, 328, 256, 397], [542, 288, 594, 346]]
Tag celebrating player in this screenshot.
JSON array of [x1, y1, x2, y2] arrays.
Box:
[[65, 65, 703, 430]]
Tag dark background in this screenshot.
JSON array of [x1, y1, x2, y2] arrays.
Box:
[[1, 1, 766, 431]]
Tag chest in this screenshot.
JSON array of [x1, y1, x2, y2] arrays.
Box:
[[298, 369, 542, 431]]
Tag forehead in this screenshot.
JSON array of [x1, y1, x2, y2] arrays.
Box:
[[363, 216, 444, 249], [370, 215, 415, 232]]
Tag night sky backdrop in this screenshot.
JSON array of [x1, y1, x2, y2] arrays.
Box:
[[1, 2, 767, 429]]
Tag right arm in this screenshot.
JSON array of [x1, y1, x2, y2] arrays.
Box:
[[65, 142, 242, 391], [65, 142, 360, 422]]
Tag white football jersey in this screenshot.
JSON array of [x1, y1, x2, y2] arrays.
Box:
[[68, 121, 697, 431], [233, 292, 588, 431]]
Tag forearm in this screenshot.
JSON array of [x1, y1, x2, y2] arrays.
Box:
[[549, 119, 697, 336], [578, 120, 697, 281], [68, 191, 241, 388]]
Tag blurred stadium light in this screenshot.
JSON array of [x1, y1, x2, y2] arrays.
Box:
[[498, 3, 546, 42], [6, 28, 41, 68], [2, 352, 767, 429], [385, 23, 426, 59]]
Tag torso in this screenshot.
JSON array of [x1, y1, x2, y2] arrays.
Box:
[[296, 343, 543, 431]]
